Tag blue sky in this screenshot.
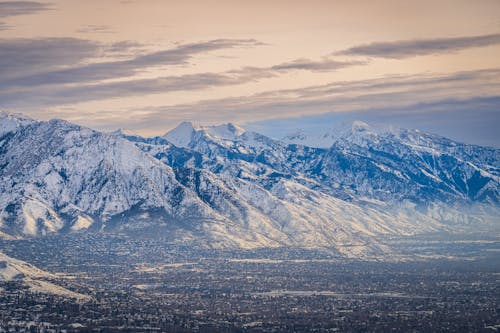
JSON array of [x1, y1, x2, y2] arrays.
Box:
[[0, 0, 499, 146]]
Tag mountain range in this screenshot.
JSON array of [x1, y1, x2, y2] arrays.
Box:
[[0, 111, 498, 258]]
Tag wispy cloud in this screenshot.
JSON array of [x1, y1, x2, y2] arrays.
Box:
[[0, 38, 100, 79], [5, 33, 499, 116], [227, 57, 361, 78], [270, 58, 365, 72], [338, 33, 500, 59], [76, 24, 114, 34], [1, 38, 263, 87], [0, 36, 362, 107], [50, 69, 499, 133], [0, 1, 50, 18], [0, 58, 362, 107], [0, 70, 275, 107], [0, 1, 51, 30]]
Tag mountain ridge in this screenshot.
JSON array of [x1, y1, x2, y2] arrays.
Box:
[[1, 112, 498, 258]]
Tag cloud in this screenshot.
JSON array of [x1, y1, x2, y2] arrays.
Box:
[[270, 58, 365, 72], [0, 1, 50, 18], [0, 38, 100, 79], [0, 36, 362, 106], [103, 40, 143, 55], [0, 1, 51, 30], [228, 58, 361, 79], [0, 69, 275, 107], [54, 69, 498, 136], [0, 55, 362, 107], [77, 24, 114, 34], [338, 33, 500, 59], [1, 38, 263, 87], [14, 67, 499, 147]]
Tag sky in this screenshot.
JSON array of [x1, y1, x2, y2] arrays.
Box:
[[1, 0, 499, 146]]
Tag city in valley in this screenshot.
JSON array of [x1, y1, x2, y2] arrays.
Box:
[[0, 233, 498, 332]]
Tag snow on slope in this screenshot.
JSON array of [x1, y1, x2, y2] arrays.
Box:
[[205, 123, 246, 140], [0, 116, 218, 236], [163, 121, 196, 148], [0, 111, 34, 137], [0, 252, 90, 300], [132, 120, 499, 255], [281, 121, 401, 148], [164, 122, 246, 148], [0, 114, 316, 251], [282, 128, 339, 148]]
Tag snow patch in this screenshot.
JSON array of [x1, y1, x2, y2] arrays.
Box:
[[71, 215, 93, 231], [163, 121, 196, 148]]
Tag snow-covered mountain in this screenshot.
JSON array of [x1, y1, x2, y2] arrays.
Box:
[[1, 112, 498, 257], [131, 120, 498, 239], [281, 121, 385, 148], [0, 115, 208, 233], [0, 113, 280, 249], [159, 120, 499, 204], [163, 121, 249, 150]]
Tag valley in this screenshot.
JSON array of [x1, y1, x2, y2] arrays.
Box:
[[0, 233, 499, 332]]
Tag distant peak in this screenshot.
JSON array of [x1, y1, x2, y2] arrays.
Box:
[[227, 122, 244, 131], [163, 121, 197, 148], [110, 128, 138, 137], [0, 111, 35, 136], [351, 120, 371, 132], [165, 121, 197, 135], [0, 110, 34, 122], [335, 121, 402, 138], [283, 129, 307, 141], [178, 121, 196, 129], [203, 123, 246, 140], [280, 121, 387, 148]]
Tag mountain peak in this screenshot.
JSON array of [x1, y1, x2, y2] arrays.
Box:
[[204, 123, 245, 140], [163, 121, 197, 148], [283, 129, 307, 141], [0, 110, 33, 122], [178, 121, 196, 129], [110, 128, 139, 137], [0, 111, 35, 136], [164, 121, 246, 147], [281, 121, 406, 148], [351, 120, 371, 132]]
